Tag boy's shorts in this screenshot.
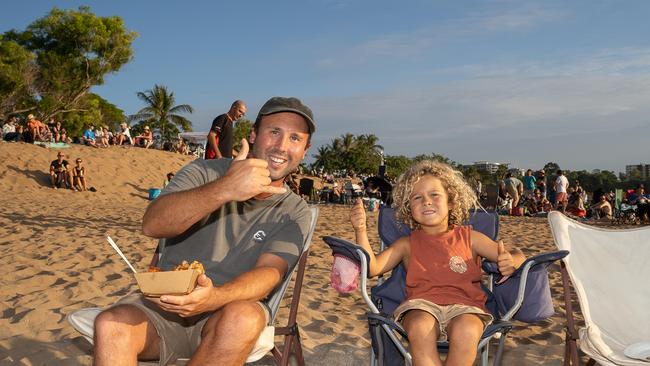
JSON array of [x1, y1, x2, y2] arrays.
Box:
[[111, 293, 271, 365], [393, 299, 493, 342]]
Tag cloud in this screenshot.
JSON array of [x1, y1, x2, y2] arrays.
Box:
[[307, 48, 650, 172], [316, 3, 564, 70]]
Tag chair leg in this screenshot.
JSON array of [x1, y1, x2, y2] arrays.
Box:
[[561, 262, 581, 366], [292, 330, 305, 366], [493, 331, 509, 366]]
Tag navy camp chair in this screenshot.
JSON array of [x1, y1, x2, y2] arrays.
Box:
[[323, 206, 568, 366]]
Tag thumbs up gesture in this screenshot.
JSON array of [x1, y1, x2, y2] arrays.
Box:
[[496, 240, 515, 282], [221, 139, 286, 201], [350, 198, 367, 231]]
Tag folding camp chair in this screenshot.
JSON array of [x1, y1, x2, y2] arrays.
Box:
[[548, 211, 650, 366], [67, 206, 319, 366], [323, 206, 568, 366]]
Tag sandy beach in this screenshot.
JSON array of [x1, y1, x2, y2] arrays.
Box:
[[0, 142, 586, 365]]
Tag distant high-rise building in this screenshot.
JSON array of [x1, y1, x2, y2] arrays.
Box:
[[625, 164, 650, 180], [473, 161, 509, 174]]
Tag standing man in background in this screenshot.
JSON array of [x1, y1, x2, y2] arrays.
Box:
[[205, 100, 247, 159]]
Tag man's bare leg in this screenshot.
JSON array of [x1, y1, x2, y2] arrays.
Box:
[[189, 300, 266, 366], [94, 305, 161, 366]]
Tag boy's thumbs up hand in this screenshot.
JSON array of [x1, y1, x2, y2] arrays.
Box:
[[350, 198, 367, 231], [234, 138, 249, 161], [222, 139, 286, 201], [496, 240, 515, 283]]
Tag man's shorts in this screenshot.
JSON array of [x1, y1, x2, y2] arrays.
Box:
[[393, 299, 493, 342], [556, 192, 568, 203], [111, 293, 271, 365]]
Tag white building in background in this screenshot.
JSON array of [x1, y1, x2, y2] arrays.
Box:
[[473, 161, 509, 174], [625, 164, 650, 179]]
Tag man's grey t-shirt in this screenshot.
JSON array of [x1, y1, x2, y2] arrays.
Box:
[[157, 158, 312, 286]]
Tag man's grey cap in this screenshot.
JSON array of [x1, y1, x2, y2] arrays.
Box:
[[257, 97, 315, 134]]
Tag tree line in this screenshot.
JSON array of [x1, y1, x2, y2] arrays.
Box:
[[1, 6, 193, 143]]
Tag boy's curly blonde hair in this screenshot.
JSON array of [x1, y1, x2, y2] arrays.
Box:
[[392, 160, 477, 230]]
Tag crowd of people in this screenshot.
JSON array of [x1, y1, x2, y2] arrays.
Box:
[[1, 114, 194, 156], [495, 168, 649, 224]]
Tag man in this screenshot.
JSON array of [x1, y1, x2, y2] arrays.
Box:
[[590, 194, 612, 220], [503, 172, 524, 210], [94, 97, 315, 366], [523, 169, 537, 199], [49, 152, 72, 189], [83, 125, 99, 148], [205, 100, 247, 159], [2, 117, 22, 142], [554, 170, 570, 213]]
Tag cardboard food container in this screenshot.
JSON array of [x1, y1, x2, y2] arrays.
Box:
[[134, 269, 201, 297]]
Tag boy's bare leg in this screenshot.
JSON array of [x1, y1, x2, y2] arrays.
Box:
[[189, 300, 266, 366], [444, 313, 484, 366], [402, 310, 443, 366], [94, 305, 161, 366]]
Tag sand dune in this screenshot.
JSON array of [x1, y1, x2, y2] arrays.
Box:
[[0, 142, 587, 365]]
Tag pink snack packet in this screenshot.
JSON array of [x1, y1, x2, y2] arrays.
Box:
[[330, 254, 360, 293]]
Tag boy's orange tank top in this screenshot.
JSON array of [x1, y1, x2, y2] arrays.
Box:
[[405, 226, 487, 311]]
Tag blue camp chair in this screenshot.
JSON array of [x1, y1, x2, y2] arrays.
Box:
[[323, 206, 568, 366]]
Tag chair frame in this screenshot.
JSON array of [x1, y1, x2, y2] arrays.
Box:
[[549, 211, 650, 366]]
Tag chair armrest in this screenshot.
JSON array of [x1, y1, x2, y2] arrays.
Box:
[[366, 312, 408, 339], [321, 236, 371, 266], [483, 320, 513, 338], [482, 250, 570, 280]]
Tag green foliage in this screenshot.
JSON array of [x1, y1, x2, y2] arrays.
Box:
[[384, 155, 412, 179], [129, 84, 193, 144], [1, 6, 136, 119], [0, 37, 37, 117], [311, 133, 383, 175], [233, 118, 252, 151], [61, 93, 125, 137]]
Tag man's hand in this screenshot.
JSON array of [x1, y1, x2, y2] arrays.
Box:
[[496, 241, 516, 283], [146, 274, 218, 318], [350, 198, 367, 231], [219, 139, 286, 201]]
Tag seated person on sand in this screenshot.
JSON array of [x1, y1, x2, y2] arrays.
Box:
[[566, 188, 587, 218], [115, 122, 133, 145], [350, 160, 525, 366], [134, 125, 154, 148], [94, 126, 109, 148], [590, 194, 612, 220], [93, 96, 316, 366], [49, 152, 72, 189], [163, 172, 174, 188], [133, 125, 153, 148], [627, 184, 650, 223], [2, 117, 23, 142], [26, 114, 44, 142], [174, 137, 189, 154], [53, 121, 67, 143], [72, 158, 88, 191], [526, 188, 551, 215], [83, 126, 99, 148]]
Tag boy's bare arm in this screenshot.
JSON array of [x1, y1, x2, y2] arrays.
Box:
[[471, 230, 525, 276], [350, 199, 406, 277]]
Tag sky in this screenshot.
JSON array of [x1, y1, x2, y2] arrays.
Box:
[[2, 0, 650, 173]]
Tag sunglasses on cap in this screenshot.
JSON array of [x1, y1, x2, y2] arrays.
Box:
[[76, 159, 82, 163]]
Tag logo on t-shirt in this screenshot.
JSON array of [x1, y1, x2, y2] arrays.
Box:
[[253, 230, 266, 242], [449, 256, 468, 273]]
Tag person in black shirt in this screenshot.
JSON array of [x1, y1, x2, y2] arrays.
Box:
[[49, 152, 72, 189], [205, 100, 247, 159]]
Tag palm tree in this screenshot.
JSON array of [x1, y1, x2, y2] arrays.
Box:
[[129, 84, 193, 145]]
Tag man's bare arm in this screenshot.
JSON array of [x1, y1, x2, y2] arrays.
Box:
[[148, 253, 288, 317], [142, 139, 285, 238], [207, 131, 222, 158]]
